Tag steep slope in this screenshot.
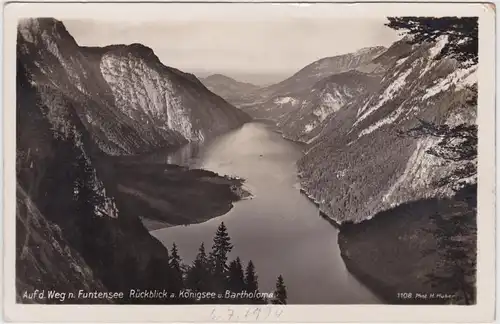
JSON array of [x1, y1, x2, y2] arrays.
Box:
[[199, 74, 260, 106], [338, 187, 476, 305], [16, 49, 179, 303], [18, 18, 250, 156], [264, 46, 387, 97], [295, 35, 478, 305], [297, 36, 477, 224], [241, 46, 388, 120], [16, 184, 109, 304], [279, 38, 414, 143], [16, 18, 249, 303], [276, 71, 382, 142]]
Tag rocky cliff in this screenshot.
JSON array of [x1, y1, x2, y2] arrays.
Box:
[[18, 18, 249, 156], [16, 18, 249, 303]]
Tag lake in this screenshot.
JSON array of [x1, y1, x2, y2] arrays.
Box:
[[151, 122, 380, 304]]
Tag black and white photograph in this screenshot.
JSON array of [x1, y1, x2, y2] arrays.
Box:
[[4, 1, 496, 322]]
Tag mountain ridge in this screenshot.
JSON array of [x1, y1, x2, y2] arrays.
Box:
[[238, 46, 389, 122], [297, 36, 477, 224], [18, 18, 250, 156], [198, 73, 260, 107]]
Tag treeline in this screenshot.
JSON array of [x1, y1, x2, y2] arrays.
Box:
[[153, 222, 288, 304]]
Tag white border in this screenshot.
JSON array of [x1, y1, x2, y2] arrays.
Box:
[[2, 1, 496, 323]]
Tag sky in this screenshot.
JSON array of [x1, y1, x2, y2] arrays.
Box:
[[64, 18, 401, 84]]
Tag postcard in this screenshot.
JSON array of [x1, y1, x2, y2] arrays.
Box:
[[3, 1, 496, 322]]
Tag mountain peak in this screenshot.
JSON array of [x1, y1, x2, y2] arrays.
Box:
[[205, 73, 236, 82], [355, 46, 386, 55]]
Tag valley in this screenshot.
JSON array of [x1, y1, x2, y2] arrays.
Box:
[[151, 122, 381, 304], [16, 17, 478, 305]]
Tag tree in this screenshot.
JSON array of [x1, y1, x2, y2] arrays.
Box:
[[227, 257, 246, 293], [209, 222, 233, 291], [404, 121, 477, 191], [426, 204, 476, 304], [186, 243, 211, 293], [244, 260, 259, 292], [401, 85, 477, 192], [74, 152, 103, 216], [272, 275, 288, 305], [70, 150, 107, 253], [386, 17, 478, 66], [169, 243, 184, 294], [243, 260, 266, 304]]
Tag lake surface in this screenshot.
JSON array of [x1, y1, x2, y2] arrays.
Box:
[[151, 122, 380, 304]]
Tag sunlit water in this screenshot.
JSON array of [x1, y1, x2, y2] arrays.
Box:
[[151, 122, 380, 304]]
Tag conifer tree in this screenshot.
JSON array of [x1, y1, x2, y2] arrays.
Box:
[[244, 260, 266, 304], [72, 151, 104, 248], [209, 222, 233, 291], [227, 257, 246, 293], [425, 203, 477, 304], [169, 243, 184, 294], [244, 260, 259, 292], [386, 17, 478, 65], [272, 275, 288, 305], [186, 242, 211, 292]]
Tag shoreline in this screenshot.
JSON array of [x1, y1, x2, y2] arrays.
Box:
[[251, 117, 309, 147], [144, 119, 392, 305], [339, 249, 393, 304], [111, 156, 252, 233], [297, 186, 341, 228], [296, 179, 392, 302], [147, 186, 256, 233], [140, 174, 253, 232]]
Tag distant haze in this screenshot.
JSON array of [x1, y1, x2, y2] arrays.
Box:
[[64, 18, 401, 85]]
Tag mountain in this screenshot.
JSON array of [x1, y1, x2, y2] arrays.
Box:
[[297, 36, 477, 224], [16, 18, 250, 303], [239, 46, 391, 140], [199, 74, 260, 106], [274, 40, 415, 142], [18, 18, 250, 156], [293, 34, 478, 305], [240, 46, 388, 117], [275, 71, 382, 142], [265, 46, 387, 96]]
